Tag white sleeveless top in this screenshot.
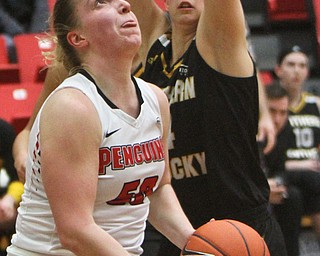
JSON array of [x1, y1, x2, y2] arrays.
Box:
[[8, 72, 165, 256]]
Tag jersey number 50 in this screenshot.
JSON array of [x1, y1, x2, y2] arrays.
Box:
[[107, 176, 159, 205]]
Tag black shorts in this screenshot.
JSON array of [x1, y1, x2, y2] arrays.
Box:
[[285, 171, 320, 214], [156, 207, 288, 256]]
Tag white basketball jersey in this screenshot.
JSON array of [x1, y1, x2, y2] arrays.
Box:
[[9, 71, 165, 256]]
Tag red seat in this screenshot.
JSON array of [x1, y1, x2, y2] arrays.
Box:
[[0, 35, 9, 64], [13, 33, 53, 83], [0, 83, 42, 134], [155, 0, 165, 10], [0, 35, 20, 83], [313, 0, 320, 65], [48, 0, 56, 13], [259, 71, 274, 86], [267, 0, 309, 22]]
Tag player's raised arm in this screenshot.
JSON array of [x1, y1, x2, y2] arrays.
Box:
[[197, 0, 253, 77], [128, 0, 169, 67], [147, 83, 195, 249]]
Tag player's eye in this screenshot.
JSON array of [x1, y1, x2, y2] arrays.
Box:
[[95, 0, 109, 6]]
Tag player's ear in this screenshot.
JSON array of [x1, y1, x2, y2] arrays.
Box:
[[67, 31, 88, 48], [274, 65, 281, 78], [164, 0, 169, 11]]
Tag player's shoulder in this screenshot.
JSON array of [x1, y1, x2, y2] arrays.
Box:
[[134, 77, 163, 96], [304, 92, 320, 104], [134, 77, 169, 110]]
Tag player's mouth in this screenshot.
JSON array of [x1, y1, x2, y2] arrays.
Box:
[[178, 1, 193, 9], [121, 20, 137, 28]]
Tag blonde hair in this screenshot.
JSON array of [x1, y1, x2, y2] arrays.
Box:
[[44, 0, 82, 73]]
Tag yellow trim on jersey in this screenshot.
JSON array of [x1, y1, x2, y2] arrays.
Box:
[[161, 52, 183, 78], [289, 92, 310, 113], [7, 181, 24, 204], [133, 65, 144, 78]]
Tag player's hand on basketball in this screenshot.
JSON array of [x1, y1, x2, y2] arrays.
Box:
[[181, 219, 270, 256]]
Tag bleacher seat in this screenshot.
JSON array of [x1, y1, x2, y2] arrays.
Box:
[[0, 83, 42, 134], [250, 33, 281, 71], [1, 33, 51, 132], [155, 0, 165, 10], [13, 33, 53, 84], [0, 35, 19, 83], [259, 71, 274, 86], [48, 0, 56, 13], [313, 0, 320, 66], [0, 35, 8, 64], [267, 0, 309, 23]]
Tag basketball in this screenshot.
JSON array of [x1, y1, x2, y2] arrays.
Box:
[[181, 219, 270, 256]]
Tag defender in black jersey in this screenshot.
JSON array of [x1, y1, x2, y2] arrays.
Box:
[[129, 1, 287, 256], [143, 36, 270, 223]]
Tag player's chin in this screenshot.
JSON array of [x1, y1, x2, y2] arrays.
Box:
[[120, 26, 141, 37], [120, 31, 140, 42], [124, 36, 141, 49]]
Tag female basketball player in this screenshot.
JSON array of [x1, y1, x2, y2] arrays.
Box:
[[6, 0, 195, 255], [129, 0, 287, 256], [12, 1, 276, 186]]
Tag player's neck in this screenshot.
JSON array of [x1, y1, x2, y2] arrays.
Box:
[[171, 33, 194, 66], [289, 91, 303, 109]]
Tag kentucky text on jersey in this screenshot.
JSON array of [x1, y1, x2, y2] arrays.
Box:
[[99, 137, 164, 173], [170, 152, 207, 179]]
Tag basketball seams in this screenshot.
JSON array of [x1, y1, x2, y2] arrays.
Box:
[[192, 233, 227, 256], [225, 220, 251, 256], [263, 239, 267, 256], [182, 220, 270, 256], [181, 246, 218, 256]]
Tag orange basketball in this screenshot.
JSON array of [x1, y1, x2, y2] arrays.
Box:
[[181, 219, 270, 256]]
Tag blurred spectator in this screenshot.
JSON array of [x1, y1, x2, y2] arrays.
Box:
[[0, 0, 49, 62], [262, 83, 303, 256], [0, 119, 23, 256], [267, 45, 320, 249]]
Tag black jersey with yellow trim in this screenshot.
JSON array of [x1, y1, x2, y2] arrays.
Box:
[[286, 92, 320, 161], [142, 34, 269, 225], [132, 62, 144, 78]]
